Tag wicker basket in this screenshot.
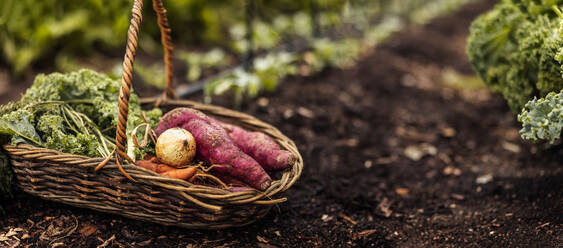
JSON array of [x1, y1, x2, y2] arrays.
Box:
[[3, 0, 302, 229]]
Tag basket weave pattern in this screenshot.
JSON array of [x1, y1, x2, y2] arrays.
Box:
[[3, 0, 302, 229]]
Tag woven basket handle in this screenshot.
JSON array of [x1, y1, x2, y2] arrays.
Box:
[[110, 0, 176, 179]]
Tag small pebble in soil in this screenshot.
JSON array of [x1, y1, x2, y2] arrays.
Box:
[[440, 127, 456, 137], [321, 214, 333, 222], [395, 188, 409, 196], [404, 143, 437, 161], [501, 141, 520, 153], [257, 97, 269, 107], [443, 166, 461, 176], [476, 174, 493, 184]]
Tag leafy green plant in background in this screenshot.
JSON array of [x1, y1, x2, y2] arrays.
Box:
[[0, 0, 347, 76], [231, 21, 281, 53], [306, 38, 362, 72], [254, 52, 298, 91], [410, 0, 477, 25], [466, 0, 563, 113], [204, 52, 297, 106], [202, 0, 479, 104], [179, 49, 231, 82], [468, 0, 563, 143], [517, 7, 563, 143], [133, 62, 166, 89], [0, 0, 131, 75]]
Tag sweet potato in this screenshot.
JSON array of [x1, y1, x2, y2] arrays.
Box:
[[155, 107, 215, 136], [181, 119, 271, 190], [156, 107, 296, 172], [211, 169, 249, 186], [221, 123, 296, 171]]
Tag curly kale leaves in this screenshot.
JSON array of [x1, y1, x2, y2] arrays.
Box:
[[0, 69, 163, 196], [467, 0, 563, 113], [1, 69, 162, 157], [518, 90, 563, 143], [21, 69, 137, 129]]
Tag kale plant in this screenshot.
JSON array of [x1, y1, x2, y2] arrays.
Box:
[[466, 0, 563, 113]]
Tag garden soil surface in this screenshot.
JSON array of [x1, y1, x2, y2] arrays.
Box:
[[1, 1, 562, 247]]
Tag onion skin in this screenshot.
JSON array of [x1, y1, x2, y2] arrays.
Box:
[[156, 128, 196, 167]]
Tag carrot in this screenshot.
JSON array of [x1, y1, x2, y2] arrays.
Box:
[[143, 155, 159, 163], [220, 123, 296, 171], [135, 160, 176, 173], [160, 167, 197, 180], [181, 119, 272, 190]]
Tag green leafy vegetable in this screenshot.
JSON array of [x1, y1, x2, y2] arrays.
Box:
[[204, 52, 297, 105], [466, 0, 563, 113], [0, 109, 42, 146], [179, 49, 231, 82], [518, 90, 563, 143], [1, 69, 161, 157]]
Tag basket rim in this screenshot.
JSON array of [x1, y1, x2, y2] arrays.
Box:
[[3, 98, 303, 211]]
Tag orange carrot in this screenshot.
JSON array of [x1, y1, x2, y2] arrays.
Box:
[[160, 167, 197, 180], [135, 160, 176, 173]]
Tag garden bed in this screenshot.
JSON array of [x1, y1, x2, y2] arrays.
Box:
[[1, 1, 561, 247]]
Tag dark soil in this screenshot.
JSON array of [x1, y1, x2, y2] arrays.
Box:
[[1, 1, 562, 247]]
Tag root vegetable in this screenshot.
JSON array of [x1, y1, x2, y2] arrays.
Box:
[[135, 160, 176, 173], [155, 107, 296, 172], [211, 169, 249, 186], [136, 159, 197, 180], [181, 119, 271, 190], [156, 128, 196, 167], [160, 167, 197, 180], [155, 108, 215, 136], [221, 123, 296, 171]]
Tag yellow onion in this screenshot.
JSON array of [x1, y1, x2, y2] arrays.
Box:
[[156, 128, 196, 167]]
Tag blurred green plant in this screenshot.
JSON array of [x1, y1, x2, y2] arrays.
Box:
[[410, 0, 477, 25], [517, 6, 563, 143], [0, 0, 131, 75], [179, 49, 231, 81], [203, 0, 479, 105], [0, 0, 347, 76], [467, 0, 563, 143], [204, 51, 297, 106], [466, 0, 563, 113]]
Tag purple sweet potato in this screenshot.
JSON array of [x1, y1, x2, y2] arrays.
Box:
[[180, 119, 271, 190], [211, 169, 249, 186], [221, 123, 296, 171], [155, 107, 214, 136]]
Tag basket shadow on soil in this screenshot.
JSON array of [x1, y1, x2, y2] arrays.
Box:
[[1, 1, 562, 247]]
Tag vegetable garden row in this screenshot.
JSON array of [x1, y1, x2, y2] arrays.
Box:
[[0, 0, 561, 247]]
